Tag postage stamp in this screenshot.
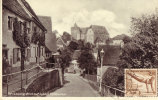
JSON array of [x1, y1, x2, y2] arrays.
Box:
[[125, 69, 157, 96]]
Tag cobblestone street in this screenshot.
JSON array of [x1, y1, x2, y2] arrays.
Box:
[[47, 73, 100, 97]]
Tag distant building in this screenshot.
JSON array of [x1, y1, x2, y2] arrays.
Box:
[[56, 37, 67, 50], [111, 34, 128, 46], [38, 16, 57, 58], [2, 0, 47, 72], [71, 23, 109, 45]]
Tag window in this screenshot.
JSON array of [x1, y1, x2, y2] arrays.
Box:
[[19, 21, 24, 35], [29, 21, 32, 31], [34, 47, 36, 57], [27, 28, 30, 34], [13, 48, 20, 64], [27, 49, 31, 59], [8, 16, 13, 30], [34, 26, 37, 32]]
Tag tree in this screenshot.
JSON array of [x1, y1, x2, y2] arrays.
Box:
[[59, 47, 72, 81], [68, 41, 78, 51], [119, 12, 158, 68], [62, 31, 71, 43], [122, 36, 131, 44], [102, 67, 124, 96], [78, 48, 97, 75], [77, 39, 85, 50], [13, 18, 30, 71]]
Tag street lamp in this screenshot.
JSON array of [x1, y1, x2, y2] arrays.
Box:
[[99, 49, 104, 93]]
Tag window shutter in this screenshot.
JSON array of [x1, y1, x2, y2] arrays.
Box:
[[17, 48, 20, 61], [37, 47, 39, 57], [27, 49, 31, 58], [13, 48, 17, 64], [25, 49, 27, 59], [8, 16, 11, 30], [34, 47, 36, 57], [36, 47, 38, 57]]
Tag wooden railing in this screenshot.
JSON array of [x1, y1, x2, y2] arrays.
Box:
[[101, 83, 124, 97], [2, 62, 59, 96], [83, 74, 124, 97]]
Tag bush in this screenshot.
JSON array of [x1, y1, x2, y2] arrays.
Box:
[[102, 67, 124, 91]]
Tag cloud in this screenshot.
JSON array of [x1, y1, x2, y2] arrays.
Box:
[[53, 9, 127, 37], [27, 0, 158, 38]]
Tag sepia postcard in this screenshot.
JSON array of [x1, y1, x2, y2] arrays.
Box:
[[1, 0, 158, 100]]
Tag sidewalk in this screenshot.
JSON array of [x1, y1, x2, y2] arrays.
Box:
[[79, 75, 100, 96], [2, 64, 42, 96]]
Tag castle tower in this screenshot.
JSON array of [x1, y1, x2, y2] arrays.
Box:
[[71, 23, 81, 40]]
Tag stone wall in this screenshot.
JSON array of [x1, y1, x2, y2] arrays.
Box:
[[84, 74, 97, 82], [25, 69, 61, 93]]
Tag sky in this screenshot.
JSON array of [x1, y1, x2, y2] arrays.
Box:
[[27, 0, 158, 38]]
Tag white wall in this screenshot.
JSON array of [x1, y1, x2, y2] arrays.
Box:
[[86, 29, 94, 44]]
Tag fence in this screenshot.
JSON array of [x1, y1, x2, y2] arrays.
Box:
[[101, 83, 124, 97], [83, 74, 124, 97], [2, 62, 58, 96]]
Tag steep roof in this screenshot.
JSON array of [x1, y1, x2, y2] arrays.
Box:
[[90, 25, 109, 44], [45, 32, 57, 53], [38, 16, 57, 53], [3, 0, 31, 20], [112, 34, 127, 40], [38, 16, 52, 34], [20, 0, 46, 31], [90, 25, 109, 35], [98, 45, 121, 66], [3, 0, 47, 31]]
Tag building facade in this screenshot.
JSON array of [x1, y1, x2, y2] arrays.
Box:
[[2, 0, 47, 72], [71, 23, 109, 45]]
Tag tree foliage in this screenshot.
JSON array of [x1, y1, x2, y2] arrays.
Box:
[[60, 48, 72, 69], [68, 41, 78, 51], [119, 12, 158, 68], [78, 42, 97, 74], [62, 31, 71, 42], [31, 28, 45, 46], [13, 17, 30, 48], [12, 17, 31, 70]]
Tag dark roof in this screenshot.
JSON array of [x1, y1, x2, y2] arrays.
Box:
[[3, 0, 31, 21], [112, 34, 127, 40], [38, 16, 52, 34], [3, 0, 47, 31], [20, 0, 47, 31], [38, 16, 56, 53], [45, 32, 57, 53], [98, 45, 121, 66], [91, 25, 109, 35], [90, 25, 109, 44]]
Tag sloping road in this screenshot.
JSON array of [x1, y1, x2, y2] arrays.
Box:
[[47, 73, 100, 97]]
